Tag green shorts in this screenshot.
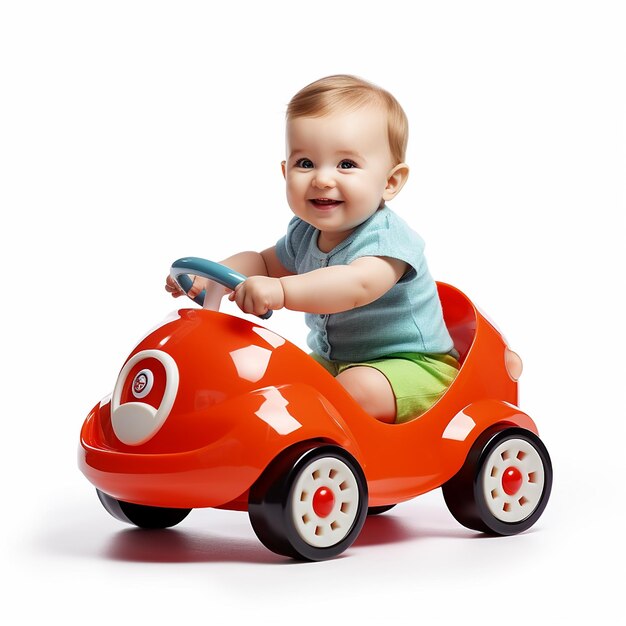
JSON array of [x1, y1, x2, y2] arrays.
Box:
[[311, 352, 460, 424]]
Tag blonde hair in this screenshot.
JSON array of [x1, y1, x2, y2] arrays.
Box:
[[286, 74, 409, 165]]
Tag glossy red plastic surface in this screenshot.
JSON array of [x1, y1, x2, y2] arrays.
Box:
[[78, 283, 538, 510]]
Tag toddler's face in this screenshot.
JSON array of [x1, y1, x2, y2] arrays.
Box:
[[283, 105, 398, 246]]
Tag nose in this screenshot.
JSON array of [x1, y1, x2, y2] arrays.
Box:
[[312, 167, 336, 190]]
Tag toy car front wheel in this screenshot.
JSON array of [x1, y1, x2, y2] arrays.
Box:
[[96, 490, 191, 529], [442, 427, 552, 535], [367, 504, 396, 516], [249, 444, 368, 561]]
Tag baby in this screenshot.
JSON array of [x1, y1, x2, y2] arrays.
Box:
[[166, 75, 459, 423]]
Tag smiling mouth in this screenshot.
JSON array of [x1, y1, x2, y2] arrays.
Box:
[[309, 198, 344, 209]]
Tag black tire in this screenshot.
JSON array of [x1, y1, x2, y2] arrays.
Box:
[[442, 426, 552, 535], [249, 444, 368, 561], [96, 490, 191, 529], [367, 504, 396, 516]]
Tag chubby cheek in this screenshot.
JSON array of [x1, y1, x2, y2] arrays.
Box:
[[285, 176, 306, 211], [340, 179, 372, 207], [362, 179, 388, 207]]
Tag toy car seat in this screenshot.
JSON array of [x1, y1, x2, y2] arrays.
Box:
[[437, 283, 477, 364]]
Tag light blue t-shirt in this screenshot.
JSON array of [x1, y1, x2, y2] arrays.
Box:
[[275, 206, 454, 362]]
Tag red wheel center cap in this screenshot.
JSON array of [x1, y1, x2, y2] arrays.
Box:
[[502, 466, 523, 495], [312, 486, 335, 518]]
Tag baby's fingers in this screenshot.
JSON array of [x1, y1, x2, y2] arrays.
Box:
[[228, 284, 241, 302], [187, 276, 204, 298], [165, 275, 183, 296]]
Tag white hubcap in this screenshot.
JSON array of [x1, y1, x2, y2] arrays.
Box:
[[290, 457, 360, 548], [482, 438, 546, 523]]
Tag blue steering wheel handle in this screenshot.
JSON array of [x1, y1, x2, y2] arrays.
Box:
[[170, 257, 273, 320]]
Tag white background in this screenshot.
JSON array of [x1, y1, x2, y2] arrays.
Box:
[[1, 1, 624, 624]]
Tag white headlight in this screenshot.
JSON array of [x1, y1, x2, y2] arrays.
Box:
[[505, 348, 523, 381], [110, 349, 179, 445]]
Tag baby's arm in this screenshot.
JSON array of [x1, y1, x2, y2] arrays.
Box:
[[231, 256, 408, 316], [165, 246, 292, 301], [283, 256, 407, 312], [220, 247, 290, 279]]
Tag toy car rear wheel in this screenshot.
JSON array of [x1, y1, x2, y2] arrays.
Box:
[[96, 490, 191, 529], [248, 444, 368, 561], [442, 427, 552, 535]]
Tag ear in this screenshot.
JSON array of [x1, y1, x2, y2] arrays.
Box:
[[382, 163, 409, 201], [281, 160, 287, 179]]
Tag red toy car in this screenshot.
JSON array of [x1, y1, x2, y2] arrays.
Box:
[[78, 258, 552, 561]]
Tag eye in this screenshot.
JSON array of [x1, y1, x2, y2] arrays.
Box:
[[338, 159, 357, 169], [120, 359, 166, 408], [111, 349, 179, 446], [131, 369, 153, 398], [295, 158, 314, 169]]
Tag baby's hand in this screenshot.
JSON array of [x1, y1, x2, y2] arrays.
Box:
[[229, 276, 285, 316], [165, 274, 210, 300], [165, 274, 185, 298]]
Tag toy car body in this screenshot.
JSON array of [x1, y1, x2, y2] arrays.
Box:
[[79, 275, 552, 561]]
